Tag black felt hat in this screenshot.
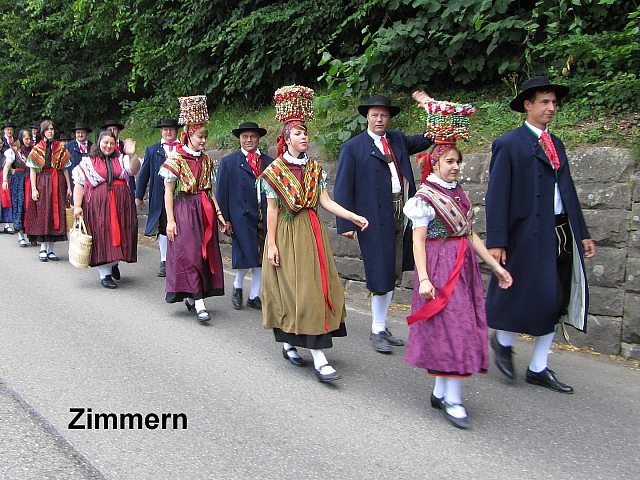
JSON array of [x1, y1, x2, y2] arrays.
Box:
[[357, 95, 401, 117], [510, 76, 570, 113], [232, 121, 267, 138], [2, 121, 17, 129], [71, 122, 92, 133], [155, 118, 180, 128], [58, 132, 71, 141], [100, 119, 125, 130]]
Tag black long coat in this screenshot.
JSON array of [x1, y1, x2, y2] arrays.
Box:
[[136, 141, 166, 236]]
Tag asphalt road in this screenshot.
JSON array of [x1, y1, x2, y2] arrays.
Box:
[[1, 234, 639, 480]]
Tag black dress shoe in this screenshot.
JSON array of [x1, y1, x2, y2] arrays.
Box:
[[314, 364, 341, 383], [282, 346, 305, 367], [196, 310, 211, 322], [101, 275, 117, 289], [379, 329, 404, 346], [369, 332, 393, 353], [430, 393, 444, 410], [111, 264, 121, 280], [158, 261, 166, 277], [443, 401, 469, 429], [491, 333, 514, 379], [184, 299, 196, 312], [246, 297, 262, 310], [232, 288, 243, 309], [526, 368, 574, 394]]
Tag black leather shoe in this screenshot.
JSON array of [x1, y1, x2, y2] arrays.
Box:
[[443, 401, 469, 429], [369, 332, 393, 353], [491, 333, 514, 379], [111, 264, 121, 280], [184, 299, 196, 312], [196, 310, 211, 322], [232, 288, 243, 309], [101, 275, 117, 289], [282, 346, 305, 367], [157, 261, 166, 277], [314, 364, 341, 383], [246, 297, 262, 310], [526, 368, 574, 394], [430, 393, 444, 410], [379, 329, 405, 346]]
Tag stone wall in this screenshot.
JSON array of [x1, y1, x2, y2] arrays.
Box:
[[142, 146, 639, 358]]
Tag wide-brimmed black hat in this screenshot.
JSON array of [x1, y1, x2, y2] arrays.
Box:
[[100, 119, 125, 130], [2, 121, 17, 129], [232, 121, 267, 138], [357, 95, 401, 117], [510, 76, 570, 113], [58, 132, 71, 141], [155, 118, 180, 129], [30, 123, 40, 130], [71, 122, 92, 133]]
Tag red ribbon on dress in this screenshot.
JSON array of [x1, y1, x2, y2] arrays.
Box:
[[1, 186, 11, 208], [200, 191, 216, 274], [308, 209, 335, 331], [109, 179, 127, 246], [42, 168, 60, 230], [407, 237, 468, 326]]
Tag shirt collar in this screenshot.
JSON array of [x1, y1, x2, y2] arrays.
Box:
[[182, 145, 201, 157], [426, 172, 457, 190], [524, 121, 545, 138], [283, 151, 308, 165], [241, 147, 261, 157], [367, 129, 386, 142]]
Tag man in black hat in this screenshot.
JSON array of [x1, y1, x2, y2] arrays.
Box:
[[31, 124, 40, 144], [216, 122, 274, 310], [65, 122, 93, 190], [485, 76, 596, 394], [2, 122, 17, 154], [135, 119, 181, 277], [333, 94, 432, 353], [101, 119, 136, 202]]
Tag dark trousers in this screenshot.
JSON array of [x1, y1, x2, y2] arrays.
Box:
[[555, 214, 573, 316]]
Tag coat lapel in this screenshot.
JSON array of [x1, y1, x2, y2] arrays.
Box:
[[237, 151, 255, 176]]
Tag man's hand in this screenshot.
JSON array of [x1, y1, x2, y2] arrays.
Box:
[[488, 247, 507, 265], [582, 239, 596, 258]]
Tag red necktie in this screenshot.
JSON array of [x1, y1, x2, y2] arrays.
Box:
[[79, 142, 87, 153], [8, 136, 13, 145], [380, 136, 403, 184], [163, 141, 180, 153], [247, 152, 261, 179], [540, 130, 560, 170]]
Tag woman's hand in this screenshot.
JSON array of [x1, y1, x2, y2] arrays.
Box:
[[166, 220, 178, 241], [493, 265, 513, 289], [73, 206, 83, 219], [268, 244, 280, 267], [350, 214, 369, 231], [418, 278, 436, 300], [122, 138, 136, 156], [221, 221, 233, 237], [32, 189, 39, 201], [66, 188, 72, 200]]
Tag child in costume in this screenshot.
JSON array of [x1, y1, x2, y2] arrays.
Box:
[[160, 95, 225, 322], [259, 85, 369, 383], [403, 92, 512, 429], [2, 129, 32, 246]]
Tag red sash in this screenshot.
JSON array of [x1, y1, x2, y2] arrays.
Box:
[[308, 209, 335, 331], [42, 168, 61, 230], [108, 180, 127, 246], [1, 187, 10, 208], [200, 191, 216, 274]]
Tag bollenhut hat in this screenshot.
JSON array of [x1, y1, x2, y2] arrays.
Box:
[[232, 121, 267, 138], [510, 76, 570, 113], [155, 118, 180, 129], [100, 119, 125, 130], [71, 122, 92, 133], [358, 95, 401, 117], [2, 121, 17, 129]]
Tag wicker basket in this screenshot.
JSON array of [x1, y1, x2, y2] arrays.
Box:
[[68, 217, 92, 269], [65, 205, 75, 232]]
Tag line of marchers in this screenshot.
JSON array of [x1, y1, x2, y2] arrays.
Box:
[[68, 407, 187, 430]]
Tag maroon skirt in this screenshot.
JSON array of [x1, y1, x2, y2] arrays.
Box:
[[23, 169, 68, 242], [166, 193, 224, 302], [84, 181, 138, 266]]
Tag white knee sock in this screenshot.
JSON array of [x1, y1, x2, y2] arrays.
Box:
[[97, 263, 115, 279], [158, 234, 168, 262], [249, 267, 262, 299], [529, 331, 556, 373], [283, 342, 300, 359], [17, 232, 24, 241], [371, 291, 393, 334], [444, 378, 463, 405], [309, 349, 336, 373], [234, 269, 249, 289], [496, 330, 517, 347], [194, 299, 206, 312], [433, 377, 446, 398]]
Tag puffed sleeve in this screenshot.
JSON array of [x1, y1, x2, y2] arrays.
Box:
[[403, 196, 435, 228], [72, 164, 85, 187], [257, 177, 278, 199], [158, 165, 178, 182]]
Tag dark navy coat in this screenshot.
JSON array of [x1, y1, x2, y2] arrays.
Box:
[[334, 129, 432, 293], [216, 150, 274, 269], [65, 139, 93, 191], [485, 125, 590, 336], [136, 141, 166, 236]]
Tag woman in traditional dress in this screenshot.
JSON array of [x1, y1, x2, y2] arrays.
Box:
[[72, 130, 140, 288], [24, 120, 72, 262], [403, 142, 512, 429], [160, 121, 225, 322], [2, 129, 32, 246], [259, 85, 369, 383]]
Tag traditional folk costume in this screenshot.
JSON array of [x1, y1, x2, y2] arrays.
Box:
[[259, 152, 347, 349], [403, 174, 487, 376], [3, 146, 30, 237], [24, 139, 71, 243], [72, 153, 138, 268], [159, 145, 224, 303]]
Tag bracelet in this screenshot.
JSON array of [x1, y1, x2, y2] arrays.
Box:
[[419, 278, 429, 283]]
